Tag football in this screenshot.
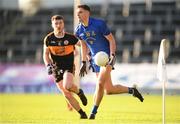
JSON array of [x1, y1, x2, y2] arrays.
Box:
[[94, 51, 109, 66]]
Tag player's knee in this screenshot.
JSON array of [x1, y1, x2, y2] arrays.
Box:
[[63, 82, 72, 91], [104, 89, 113, 95], [63, 91, 72, 100]]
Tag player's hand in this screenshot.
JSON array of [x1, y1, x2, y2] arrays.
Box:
[[46, 64, 53, 75], [79, 61, 87, 77], [108, 54, 116, 68]]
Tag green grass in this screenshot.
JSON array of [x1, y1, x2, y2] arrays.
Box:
[[0, 94, 180, 124]]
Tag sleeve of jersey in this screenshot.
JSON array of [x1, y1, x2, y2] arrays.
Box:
[[74, 27, 82, 40], [99, 20, 111, 36], [72, 35, 79, 45]]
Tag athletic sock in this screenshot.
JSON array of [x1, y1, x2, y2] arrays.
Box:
[[128, 87, 133, 94], [78, 109, 84, 115], [91, 105, 98, 114], [77, 89, 82, 96]]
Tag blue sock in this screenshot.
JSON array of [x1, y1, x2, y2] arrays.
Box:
[[91, 105, 98, 114], [128, 87, 133, 94]]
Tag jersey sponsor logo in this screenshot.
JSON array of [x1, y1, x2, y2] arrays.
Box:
[[85, 31, 96, 37], [79, 30, 96, 45], [50, 41, 56, 44], [86, 37, 96, 45]]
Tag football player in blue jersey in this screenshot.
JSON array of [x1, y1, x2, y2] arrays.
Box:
[[75, 5, 144, 119]]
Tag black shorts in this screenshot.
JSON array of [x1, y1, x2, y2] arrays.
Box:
[[51, 53, 75, 83], [52, 63, 75, 83]]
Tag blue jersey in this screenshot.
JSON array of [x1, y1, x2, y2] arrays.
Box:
[[75, 17, 111, 72], [75, 17, 111, 57]]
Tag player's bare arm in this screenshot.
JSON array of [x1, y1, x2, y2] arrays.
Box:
[[43, 44, 53, 65], [79, 40, 88, 77], [105, 33, 117, 66], [80, 40, 88, 61], [104, 33, 116, 55]]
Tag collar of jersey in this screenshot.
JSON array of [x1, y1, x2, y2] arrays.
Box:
[[81, 17, 93, 28]]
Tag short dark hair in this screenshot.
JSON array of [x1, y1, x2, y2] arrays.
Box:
[[77, 4, 90, 12], [51, 15, 64, 21]]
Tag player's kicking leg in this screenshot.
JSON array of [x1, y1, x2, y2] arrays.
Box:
[[129, 87, 144, 102], [103, 65, 144, 102], [104, 81, 144, 102]]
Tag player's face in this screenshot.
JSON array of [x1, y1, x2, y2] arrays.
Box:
[[51, 19, 64, 33], [76, 8, 89, 22]]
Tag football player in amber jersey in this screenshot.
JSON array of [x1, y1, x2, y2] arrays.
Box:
[[43, 15, 87, 119]]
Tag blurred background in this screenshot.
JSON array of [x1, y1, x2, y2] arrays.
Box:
[[0, 0, 179, 94]]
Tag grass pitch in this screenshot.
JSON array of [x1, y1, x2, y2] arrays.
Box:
[[0, 94, 180, 124]]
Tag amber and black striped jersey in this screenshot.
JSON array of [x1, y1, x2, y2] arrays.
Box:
[[43, 32, 78, 64], [43, 32, 78, 82], [44, 32, 78, 56]]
